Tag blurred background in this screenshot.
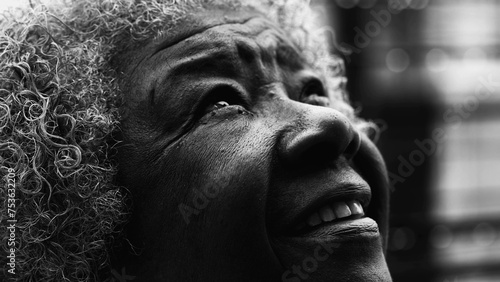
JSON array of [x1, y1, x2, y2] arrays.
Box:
[[311, 0, 500, 281], [2, 0, 499, 281]]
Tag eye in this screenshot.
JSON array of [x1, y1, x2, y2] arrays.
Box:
[[300, 79, 325, 98], [300, 79, 330, 106], [208, 101, 230, 111], [201, 85, 248, 116]]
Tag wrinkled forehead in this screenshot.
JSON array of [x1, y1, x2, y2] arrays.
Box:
[[118, 6, 303, 77], [152, 7, 270, 52]]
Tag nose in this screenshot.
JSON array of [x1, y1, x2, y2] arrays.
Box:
[[279, 103, 361, 168]]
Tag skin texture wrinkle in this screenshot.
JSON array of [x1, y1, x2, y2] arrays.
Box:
[[0, 1, 391, 281], [114, 8, 392, 282]]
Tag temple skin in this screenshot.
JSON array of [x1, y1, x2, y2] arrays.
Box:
[[112, 7, 392, 282]]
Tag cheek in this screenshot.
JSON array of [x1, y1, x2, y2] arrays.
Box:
[[125, 115, 277, 248], [168, 120, 273, 225], [156, 120, 278, 261], [174, 119, 271, 204]]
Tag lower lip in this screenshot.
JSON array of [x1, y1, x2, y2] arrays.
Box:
[[290, 217, 379, 242], [272, 217, 389, 282], [272, 217, 382, 268]]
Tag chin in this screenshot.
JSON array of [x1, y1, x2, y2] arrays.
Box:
[[274, 218, 391, 281]]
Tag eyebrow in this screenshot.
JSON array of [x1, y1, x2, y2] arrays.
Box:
[[167, 47, 239, 79], [150, 42, 241, 107], [276, 43, 305, 70]]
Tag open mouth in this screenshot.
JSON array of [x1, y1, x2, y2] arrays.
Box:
[[292, 199, 367, 235], [269, 182, 385, 279], [272, 180, 378, 241]]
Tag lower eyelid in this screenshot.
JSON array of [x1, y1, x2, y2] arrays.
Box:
[[301, 94, 330, 106], [207, 104, 247, 116]]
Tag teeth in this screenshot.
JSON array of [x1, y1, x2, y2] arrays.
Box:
[[347, 200, 363, 215], [319, 206, 336, 222], [304, 200, 364, 228], [333, 202, 351, 218]]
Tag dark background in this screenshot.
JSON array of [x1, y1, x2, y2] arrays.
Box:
[[312, 0, 500, 281]]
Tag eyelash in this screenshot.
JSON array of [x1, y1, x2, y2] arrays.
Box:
[[201, 79, 327, 117], [203, 86, 246, 114]]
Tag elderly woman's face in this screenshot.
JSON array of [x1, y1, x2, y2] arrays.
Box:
[[116, 8, 391, 282]]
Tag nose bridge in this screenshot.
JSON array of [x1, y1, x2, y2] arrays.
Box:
[[276, 96, 361, 168]]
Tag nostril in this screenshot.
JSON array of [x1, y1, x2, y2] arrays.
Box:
[[300, 142, 337, 168], [278, 110, 361, 168], [280, 127, 356, 168], [280, 128, 341, 166]]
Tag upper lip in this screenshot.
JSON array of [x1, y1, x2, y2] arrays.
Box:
[[281, 183, 372, 235]]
